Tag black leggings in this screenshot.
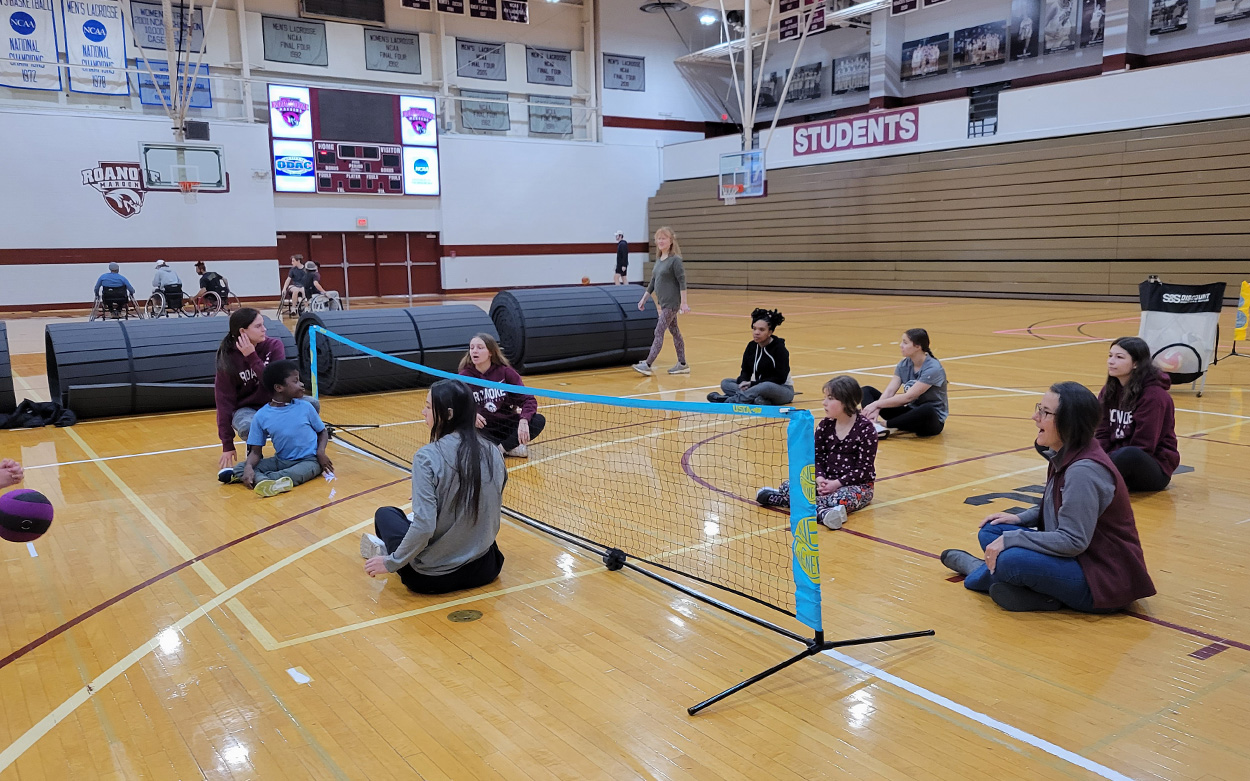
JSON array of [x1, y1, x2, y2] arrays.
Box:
[[1109, 446, 1171, 492], [861, 386, 945, 437], [480, 413, 546, 451], [374, 506, 505, 594]]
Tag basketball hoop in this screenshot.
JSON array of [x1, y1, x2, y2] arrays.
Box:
[[178, 180, 201, 204], [720, 183, 744, 205]]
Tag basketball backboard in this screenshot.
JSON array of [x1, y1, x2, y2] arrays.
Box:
[[718, 149, 766, 202], [139, 143, 227, 191]]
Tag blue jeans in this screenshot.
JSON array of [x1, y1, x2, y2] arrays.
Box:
[[963, 524, 1095, 612]]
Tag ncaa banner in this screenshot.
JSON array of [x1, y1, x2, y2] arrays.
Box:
[[2, 0, 61, 90], [62, 0, 128, 94], [785, 408, 823, 633], [1235, 280, 1249, 342]]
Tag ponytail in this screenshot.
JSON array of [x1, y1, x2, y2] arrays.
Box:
[[905, 327, 935, 358]]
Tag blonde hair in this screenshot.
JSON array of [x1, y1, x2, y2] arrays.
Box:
[[654, 226, 682, 259], [458, 332, 511, 372]]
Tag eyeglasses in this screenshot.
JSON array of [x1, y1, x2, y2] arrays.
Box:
[[1034, 403, 1055, 419]]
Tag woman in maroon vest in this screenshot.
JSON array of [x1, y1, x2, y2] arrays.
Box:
[[940, 382, 1156, 612]]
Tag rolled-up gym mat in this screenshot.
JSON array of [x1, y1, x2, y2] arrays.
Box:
[[296, 305, 497, 395], [0, 322, 15, 414], [45, 317, 295, 419], [488, 284, 658, 373]]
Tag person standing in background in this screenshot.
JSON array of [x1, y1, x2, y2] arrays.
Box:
[[633, 227, 690, 376], [614, 232, 629, 285]]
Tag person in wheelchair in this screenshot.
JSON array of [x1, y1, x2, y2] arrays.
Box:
[[281, 255, 308, 315], [151, 259, 181, 292], [193, 261, 232, 314], [92, 263, 138, 319], [301, 261, 342, 311]]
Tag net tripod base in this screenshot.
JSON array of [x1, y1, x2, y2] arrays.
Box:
[[687, 628, 936, 716]]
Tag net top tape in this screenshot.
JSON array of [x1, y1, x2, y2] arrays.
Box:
[[310, 325, 808, 421]]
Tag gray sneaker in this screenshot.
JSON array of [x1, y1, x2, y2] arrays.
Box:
[[631, 361, 653, 376], [360, 533, 387, 559], [667, 363, 690, 374], [504, 444, 529, 458], [818, 505, 848, 530], [940, 549, 984, 576]]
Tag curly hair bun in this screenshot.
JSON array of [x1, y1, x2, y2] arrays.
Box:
[[751, 308, 785, 329]]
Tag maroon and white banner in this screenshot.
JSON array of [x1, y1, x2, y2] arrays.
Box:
[[793, 107, 919, 156]]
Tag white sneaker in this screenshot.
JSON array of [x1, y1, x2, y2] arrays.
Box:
[[504, 444, 529, 458], [632, 361, 653, 376], [254, 476, 294, 498], [874, 422, 891, 440], [667, 363, 691, 375], [818, 505, 848, 530], [360, 533, 387, 559]]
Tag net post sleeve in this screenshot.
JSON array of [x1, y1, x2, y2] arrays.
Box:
[[785, 408, 822, 634], [309, 325, 321, 401]]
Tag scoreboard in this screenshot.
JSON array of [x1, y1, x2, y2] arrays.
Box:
[[268, 84, 440, 196]]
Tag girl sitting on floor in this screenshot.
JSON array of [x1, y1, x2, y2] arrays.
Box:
[[756, 376, 878, 529]]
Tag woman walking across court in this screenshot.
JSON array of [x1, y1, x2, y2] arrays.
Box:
[[708, 307, 793, 406], [940, 382, 1155, 612], [633, 226, 690, 376], [1094, 336, 1179, 491], [362, 379, 506, 595], [861, 328, 948, 438], [459, 333, 546, 458]]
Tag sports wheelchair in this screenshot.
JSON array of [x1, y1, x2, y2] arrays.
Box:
[[89, 286, 142, 321], [198, 284, 243, 317], [145, 284, 199, 318]]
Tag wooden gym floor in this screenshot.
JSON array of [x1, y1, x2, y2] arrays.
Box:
[[1, 290, 1248, 780]]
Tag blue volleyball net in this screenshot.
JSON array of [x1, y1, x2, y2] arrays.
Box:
[[307, 325, 823, 634]]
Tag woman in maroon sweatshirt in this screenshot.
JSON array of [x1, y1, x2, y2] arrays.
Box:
[[458, 333, 545, 458], [214, 308, 289, 480], [1096, 336, 1180, 492]]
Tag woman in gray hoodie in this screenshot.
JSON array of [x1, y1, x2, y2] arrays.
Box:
[[362, 379, 507, 594]]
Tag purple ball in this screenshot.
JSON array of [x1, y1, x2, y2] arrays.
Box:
[[0, 489, 54, 543]]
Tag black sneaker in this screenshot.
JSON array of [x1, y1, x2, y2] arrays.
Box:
[[707, 392, 728, 403], [989, 583, 1062, 612], [218, 468, 236, 484], [756, 487, 778, 506]]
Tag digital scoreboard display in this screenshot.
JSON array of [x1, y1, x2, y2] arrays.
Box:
[[268, 84, 440, 196]]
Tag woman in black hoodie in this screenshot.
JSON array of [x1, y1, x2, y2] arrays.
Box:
[[708, 308, 794, 406]]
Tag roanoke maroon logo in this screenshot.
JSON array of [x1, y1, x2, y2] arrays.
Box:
[[403, 106, 435, 134], [82, 162, 146, 218], [271, 96, 309, 127]]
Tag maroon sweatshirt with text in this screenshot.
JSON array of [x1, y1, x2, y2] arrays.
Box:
[[459, 363, 538, 428], [1095, 370, 1180, 477], [213, 337, 286, 451]]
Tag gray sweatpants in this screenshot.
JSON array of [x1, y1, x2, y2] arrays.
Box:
[[233, 455, 322, 486], [719, 378, 795, 406]]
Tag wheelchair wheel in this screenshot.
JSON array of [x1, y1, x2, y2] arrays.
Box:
[[202, 291, 225, 316], [145, 292, 166, 318]]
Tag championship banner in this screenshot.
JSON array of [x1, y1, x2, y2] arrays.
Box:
[[786, 409, 822, 633], [2, 0, 61, 90], [1235, 280, 1249, 342], [62, 0, 128, 94]]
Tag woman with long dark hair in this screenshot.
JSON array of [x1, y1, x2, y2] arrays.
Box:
[[708, 308, 793, 406], [940, 382, 1155, 612], [362, 379, 507, 594], [860, 328, 948, 438], [214, 308, 289, 479], [459, 333, 546, 458], [1095, 336, 1179, 491]]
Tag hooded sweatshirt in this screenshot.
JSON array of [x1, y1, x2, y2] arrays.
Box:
[[735, 336, 791, 387], [459, 363, 538, 428], [213, 337, 287, 451], [1095, 370, 1180, 476]]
